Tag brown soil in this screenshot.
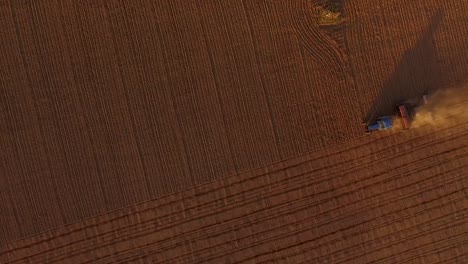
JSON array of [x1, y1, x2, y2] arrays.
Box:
[[1, 121, 467, 263], [0, 0, 467, 262], [0, 0, 359, 243]]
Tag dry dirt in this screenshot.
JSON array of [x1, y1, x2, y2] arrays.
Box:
[[0, 0, 467, 262], [411, 84, 468, 128], [1, 120, 467, 263], [0, 0, 360, 243]]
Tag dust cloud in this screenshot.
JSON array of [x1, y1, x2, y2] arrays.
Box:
[[411, 83, 468, 128]]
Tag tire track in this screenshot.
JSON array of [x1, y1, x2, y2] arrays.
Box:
[[0, 122, 442, 250], [7, 151, 464, 264], [123, 188, 467, 264], [359, 233, 467, 264], [9, 130, 467, 263], [298, 234, 468, 264], [121, 163, 467, 263], [236, 211, 466, 264], [113, 168, 465, 263], [149, 150, 468, 260], [172, 170, 466, 264], [279, 210, 466, 264], [110, 152, 467, 263], [3, 140, 468, 262], [389, 243, 467, 264], [433, 253, 468, 264], [1, 125, 466, 262], [288, 197, 467, 264], [9, 120, 462, 258], [307, 208, 467, 264]]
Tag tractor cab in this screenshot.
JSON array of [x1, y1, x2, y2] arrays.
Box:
[[365, 116, 393, 133]]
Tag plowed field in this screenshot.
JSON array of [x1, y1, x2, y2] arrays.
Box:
[[345, 0, 468, 121], [1, 0, 467, 261], [0, 0, 358, 243], [1, 120, 467, 263]]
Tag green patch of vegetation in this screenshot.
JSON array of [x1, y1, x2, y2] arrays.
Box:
[[317, 6, 343, 26]]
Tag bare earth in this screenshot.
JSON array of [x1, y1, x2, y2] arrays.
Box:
[[0, 0, 467, 262], [1, 120, 467, 263]]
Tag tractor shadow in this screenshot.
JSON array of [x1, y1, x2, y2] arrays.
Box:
[[364, 9, 444, 123]]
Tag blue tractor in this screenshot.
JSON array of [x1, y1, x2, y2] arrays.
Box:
[[364, 94, 430, 134], [365, 116, 393, 134]]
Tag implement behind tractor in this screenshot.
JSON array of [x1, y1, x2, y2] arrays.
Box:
[[399, 104, 411, 129]]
